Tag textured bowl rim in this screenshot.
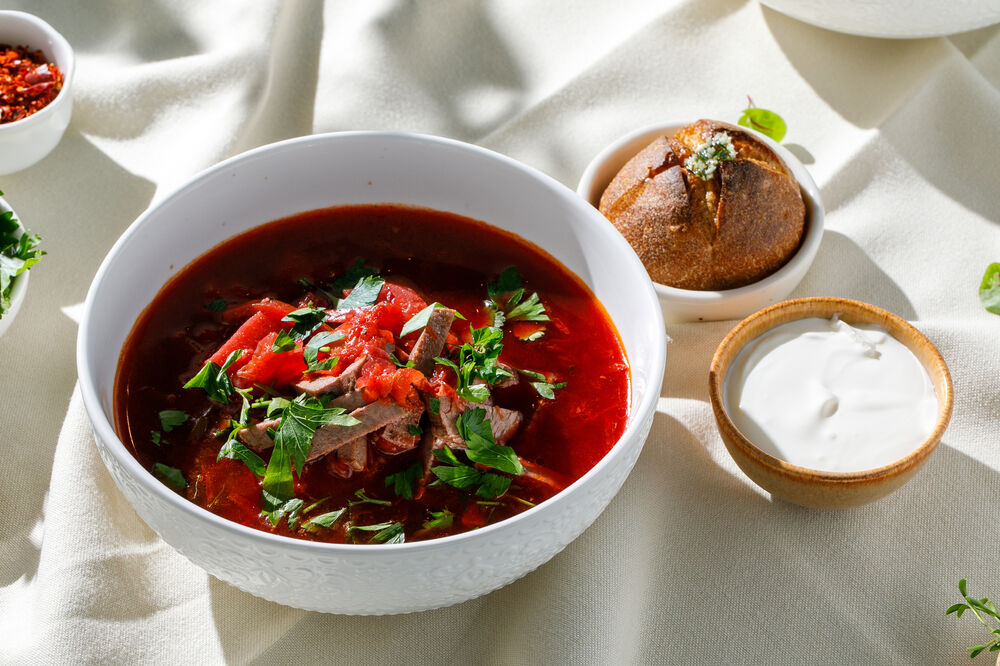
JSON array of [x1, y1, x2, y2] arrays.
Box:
[[577, 120, 825, 307], [0, 10, 76, 132], [77, 130, 667, 554], [707, 296, 953, 483]]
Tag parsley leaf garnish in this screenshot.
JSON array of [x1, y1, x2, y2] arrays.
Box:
[[260, 396, 361, 524], [159, 409, 188, 432], [517, 369, 567, 400], [303, 508, 346, 531], [183, 350, 243, 403], [271, 330, 298, 353], [217, 439, 266, 478], [349, 488, 391, 506], [150, 431, 163, 446], [457, 408, 524, 475], [434, 325, 512, 403], [296, 278, 341, 306], [204, 298, 227, 311], [0, 203, 44, 319], [153, 463, 187, 490], [303, 331, 343, 372], [485, 267, 550, 327], [282, 306, 330, 339], [349, 521, 406, 544], [336, 275, 385, 310], [422, 509, 454, 530], [329, 259, 379, 292], [979, 263, 1000, 315], [386, 463, 423, 500], [400, 302, 464, 337]]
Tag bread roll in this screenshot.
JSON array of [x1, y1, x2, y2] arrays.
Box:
[[599, 119, 806, 291]]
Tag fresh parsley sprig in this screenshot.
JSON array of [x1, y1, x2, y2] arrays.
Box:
[[434, 325, 512, 403], [260, 395, 361, 524], [486, 267, 550, 329], [947, 579, 1000, 659], [517, 369, 567, 400], [386, 463, 423, 500], [348, 521, 405, 544], [0, 193, 45, 319], [429, 407, 524, 500], [184, 350, 243, 403]]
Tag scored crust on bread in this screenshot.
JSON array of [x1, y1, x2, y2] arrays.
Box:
[[598, 119, 806, 291]]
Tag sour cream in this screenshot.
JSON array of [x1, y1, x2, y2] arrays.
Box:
[[724, 316, 938, 473]]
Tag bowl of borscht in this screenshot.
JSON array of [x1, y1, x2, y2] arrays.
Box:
[[78, 131, 666, 614]]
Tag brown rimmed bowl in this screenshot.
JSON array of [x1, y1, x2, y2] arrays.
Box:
[[708, 297, 953, 509]]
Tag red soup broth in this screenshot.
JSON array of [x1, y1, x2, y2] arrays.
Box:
[[114, 205, 629, 543]]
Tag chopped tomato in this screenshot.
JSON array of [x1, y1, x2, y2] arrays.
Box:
[[460, 503, 488, 529], [209, 311, 283, 371], [221, 297, 297, 324], [234, 331, 307, 388], [379, 282, 428, 333]]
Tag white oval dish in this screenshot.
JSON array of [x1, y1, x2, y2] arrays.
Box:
[[577, 121, 824, 324], [77, 131, 667, 614], [759, 0, 1000, 39], [0, 10, 75, 175], [0, 194, 29, 337]]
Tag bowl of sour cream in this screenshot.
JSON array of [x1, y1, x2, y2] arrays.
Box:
[[708, 297, 953, 509]]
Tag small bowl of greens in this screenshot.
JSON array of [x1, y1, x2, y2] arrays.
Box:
[[0, 193, 44, 337]]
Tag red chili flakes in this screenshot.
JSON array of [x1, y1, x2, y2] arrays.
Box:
[[0, 44, 64, 124]]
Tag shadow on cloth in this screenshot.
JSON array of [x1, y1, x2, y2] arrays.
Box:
[[793, 229, 916, 319], [41, 0, 200, 63], [0, 132, 154, 588], [760, 6, 947, 129], [375, 2, 527, 142]]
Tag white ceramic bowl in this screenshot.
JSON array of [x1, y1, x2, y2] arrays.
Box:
[[0, 195, 29, 337], [578, 121, 824, 324], [759, 0, 1000, 39], [78, 132, 667, 614], [0, 10, 75, 175]]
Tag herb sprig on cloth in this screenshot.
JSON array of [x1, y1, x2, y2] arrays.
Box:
[[946, 579, 1000, 658], [0, 190, 45, 319]]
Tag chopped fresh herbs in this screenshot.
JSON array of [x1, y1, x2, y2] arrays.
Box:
[[0, 199, 45, 319], [456, 408, 524, 475], [261, 397, 361, 523], [386, 463, 423, 500], [303, 508, 346, 531], [264, 497, 306, 528], [282, 306, 330, 339], [431, 445, 513, 500], [302, 496, 330, 515], [684, 132, 738, 180], [350, 488, 392, 506], [389, 352, 415, 368], [737, 100, 787, 142], [303, 331, 343, 372], [407, 423, 423, 436], [150, 431, 163, 446], [153, 463, 187, 490], [486, 267, 549, 328], [183, 350, 243, 403], [204, 298, 227, 311], [337, 275, 385, 310], [434, 324, 512, 403], [158, 409, 188, 432], [271, 330, 298, 353], [329, 258, 379, 292], [217, 439, 266, 478], [428, 397, 440, 414], [349, 521, 405, 544], [422, 509, 454, 530], [946, 579, 1000, 658], [400, 302, 457, 337], [517, 369, 567, 400], [979, 263, 1000, 315], [296, 277, 341, 306]]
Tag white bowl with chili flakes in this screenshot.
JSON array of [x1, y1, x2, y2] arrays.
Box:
[[0, 11, 75, 175]]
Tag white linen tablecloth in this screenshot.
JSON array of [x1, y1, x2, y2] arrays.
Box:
[[1, 1, 999, 663]]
